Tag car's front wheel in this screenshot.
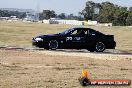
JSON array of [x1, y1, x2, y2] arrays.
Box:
[[48, 40, 58, 50], [95, 42, 105, 52]]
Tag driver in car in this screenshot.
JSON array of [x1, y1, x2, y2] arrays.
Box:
[[76, 30, 85, 36]]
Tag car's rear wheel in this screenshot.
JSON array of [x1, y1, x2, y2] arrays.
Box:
[[48, 40, 58, 50], [95, 42, 105, 52]]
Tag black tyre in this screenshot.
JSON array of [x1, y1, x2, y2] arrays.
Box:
[[95, 42, 105, 52], [48, 40, 58, 50]]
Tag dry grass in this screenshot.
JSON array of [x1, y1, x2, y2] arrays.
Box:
[[0, 20, 132, 50], [0, 50, 132, 88], [0, 21, 74, 47], [0, 21, 132, 88]]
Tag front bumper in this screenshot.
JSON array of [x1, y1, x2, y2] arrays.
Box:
[[32, 38, 45, 48]]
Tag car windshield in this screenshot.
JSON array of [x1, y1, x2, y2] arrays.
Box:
[[59, 28, 74, 35]]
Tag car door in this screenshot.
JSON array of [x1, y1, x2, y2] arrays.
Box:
[[87, 28, 99, 47], [63, 29, 76, 49], [65, 28, 88, 49]]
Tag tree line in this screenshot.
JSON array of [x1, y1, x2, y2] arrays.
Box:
[[39, 10, 83, 21], [80, 1, 132, 26], [0, 10, 26, 19], [39, 1, 132, 26], [0, 9, 83, 21], [0, 1, 132, 26]]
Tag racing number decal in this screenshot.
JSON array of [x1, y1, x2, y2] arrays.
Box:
[[66, 37, 72, 41], [74, 37, 81, 41]]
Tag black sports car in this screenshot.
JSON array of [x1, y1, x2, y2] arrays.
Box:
[[32, 27, 116, 52]]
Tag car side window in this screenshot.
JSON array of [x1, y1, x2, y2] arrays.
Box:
[[88, 29, 96, 36], [71, 30, 78, 35], [70, 28, 87, 36], [76, 29, 87, 36]]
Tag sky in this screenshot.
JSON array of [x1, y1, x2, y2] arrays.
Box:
[[0, 0, 132, 15]]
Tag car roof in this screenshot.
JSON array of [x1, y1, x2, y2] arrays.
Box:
[[72, 27, 85, 29], [72, 27, 91, 30]]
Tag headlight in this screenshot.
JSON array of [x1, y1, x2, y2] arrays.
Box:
[[35, 38, 43, 41]]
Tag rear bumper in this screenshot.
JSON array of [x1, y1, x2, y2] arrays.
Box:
[[106, 41, 116, 49]]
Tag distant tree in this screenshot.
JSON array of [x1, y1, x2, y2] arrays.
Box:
[[66, 14, 78, 20], [58, 13, 66, 19], [0, 10, 10, 17], [39, 10, 57, 20], [81, 1, 132, 26], [77, 16, 84, 21], [19, 12, 26, 19], [80, 1, 102, 21], [129, 7, 132, 11], [126, 11, 132, 26], [96, 2, 115, 23], [0, 10, 26, 19], [67, 14, 73, 20]]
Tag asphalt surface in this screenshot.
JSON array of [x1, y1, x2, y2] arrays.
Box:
[[0, 46, 132, 55], [0, 46, 132, 59]]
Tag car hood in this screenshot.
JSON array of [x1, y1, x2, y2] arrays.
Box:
[[35, 34, 59, 38]]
